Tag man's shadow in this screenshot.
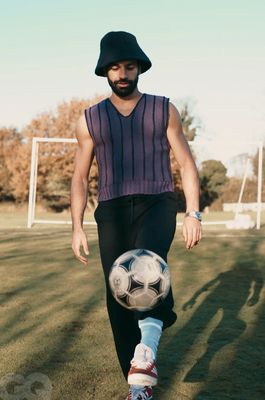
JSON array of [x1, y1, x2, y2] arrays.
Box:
[[156, 240, 264, 397], [181, 257, 263, 382]]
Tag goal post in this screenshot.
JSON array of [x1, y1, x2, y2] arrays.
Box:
[[257, 142, 264, 229], [27, 137, 97, 228], [27, 137, 263, 229]]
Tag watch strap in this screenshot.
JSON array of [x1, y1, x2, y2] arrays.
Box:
[[185, 211, 202, 222]]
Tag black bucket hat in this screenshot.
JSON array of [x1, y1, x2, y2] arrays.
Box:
[[95, 31, 152, 77]]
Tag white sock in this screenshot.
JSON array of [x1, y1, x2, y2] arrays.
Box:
[[138, 317, 163, 360]]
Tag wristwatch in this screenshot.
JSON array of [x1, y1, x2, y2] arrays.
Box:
[[185, 211, 202, 222]]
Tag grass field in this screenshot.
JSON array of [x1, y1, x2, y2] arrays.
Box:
[[0, 205, 265, 399]]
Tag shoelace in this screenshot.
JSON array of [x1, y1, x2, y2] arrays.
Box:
[[129, 387, 150, 400]]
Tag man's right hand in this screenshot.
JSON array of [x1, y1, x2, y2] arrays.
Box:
[[71, 229, 90, 265]]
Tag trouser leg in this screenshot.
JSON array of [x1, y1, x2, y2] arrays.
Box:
[[132, 192, 178, 329], [94, 192, 178, 379], [95, 208, 141, 379]]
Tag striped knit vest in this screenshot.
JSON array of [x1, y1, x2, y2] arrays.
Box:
[[84, 93, 174, 201]]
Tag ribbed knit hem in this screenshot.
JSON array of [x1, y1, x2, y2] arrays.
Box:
[[98, 180, 174, 201]]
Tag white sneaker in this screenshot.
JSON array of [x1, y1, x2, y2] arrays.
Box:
[[127, 344, 158, 386]]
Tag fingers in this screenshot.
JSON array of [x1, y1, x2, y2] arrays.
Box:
[[193, 226, 202, 246], [72, 233, 90, 266], [198, 226, 202, 241], [182, 224, 194, 249], [82, 238, 90, 256], [77, 253, 88, 265], [72, 245, 88, 265], [182, 219, 202, 250]]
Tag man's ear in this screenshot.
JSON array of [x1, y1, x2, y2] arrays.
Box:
[[138, 62, 142, 74]]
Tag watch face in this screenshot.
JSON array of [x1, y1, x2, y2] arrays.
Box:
[[195, 212, 202, 221]]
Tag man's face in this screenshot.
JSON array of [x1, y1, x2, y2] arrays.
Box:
[[106, 60, 140, 97]]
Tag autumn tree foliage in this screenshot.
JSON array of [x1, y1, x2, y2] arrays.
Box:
[[0, 127, 23, 201], [169, 100, 200, 211], [0, 95, 104, 210]]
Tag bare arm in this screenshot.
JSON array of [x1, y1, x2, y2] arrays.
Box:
[[166, 102, 202, 249], [70, 113, 94, 265]]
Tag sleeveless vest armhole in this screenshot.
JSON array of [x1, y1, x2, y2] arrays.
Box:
[[84, 108, 91, 135], [84, 107, 96, 143], [164, 97, 170, 132], [84, 109, 90, 133]]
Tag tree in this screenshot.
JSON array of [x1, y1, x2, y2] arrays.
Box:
[[179, 102, 198, 141], [220, 177, 258, 203], [20, 95, 104, 211], [199, 160, 228, 209], [170, 99, 200, 211], [0, 127, 23, 201]]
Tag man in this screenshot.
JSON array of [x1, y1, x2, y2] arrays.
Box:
[[71, 31, 202, 400]]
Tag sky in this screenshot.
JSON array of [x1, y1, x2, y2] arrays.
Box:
[[1, 0, 265, 170]]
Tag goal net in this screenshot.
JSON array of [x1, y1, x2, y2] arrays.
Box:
[[27, 137, 263, 229]]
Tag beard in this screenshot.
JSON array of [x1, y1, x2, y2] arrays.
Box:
[[107, 75, 139, 98]]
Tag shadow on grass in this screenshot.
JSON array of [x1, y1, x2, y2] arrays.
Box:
[[193, 295, 265, 400], [157, 239, 264, 400]]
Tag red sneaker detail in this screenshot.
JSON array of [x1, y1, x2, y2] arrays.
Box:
[[127, 344, 158, 386]]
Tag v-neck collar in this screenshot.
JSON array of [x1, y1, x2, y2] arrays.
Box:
[[106, 93, 145, 118]]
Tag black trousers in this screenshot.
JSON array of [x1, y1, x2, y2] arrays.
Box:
[[94, 191, 178, 379]]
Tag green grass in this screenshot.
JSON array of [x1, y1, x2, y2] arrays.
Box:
[[0, 206, 265, 399]]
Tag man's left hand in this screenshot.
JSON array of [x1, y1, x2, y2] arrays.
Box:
[[182, 217, 202, 250]]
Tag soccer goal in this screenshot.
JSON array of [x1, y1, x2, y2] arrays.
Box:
[[27, 137, 263, 229], [27, 137, 97, 228]]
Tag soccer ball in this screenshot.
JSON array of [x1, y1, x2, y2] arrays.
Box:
[[109, 249, 171, 311]]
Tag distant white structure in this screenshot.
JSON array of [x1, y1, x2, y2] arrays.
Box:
[[223, 155, 262, 229], [223, 203, 265, 212], [226, 214, 255, 229]]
